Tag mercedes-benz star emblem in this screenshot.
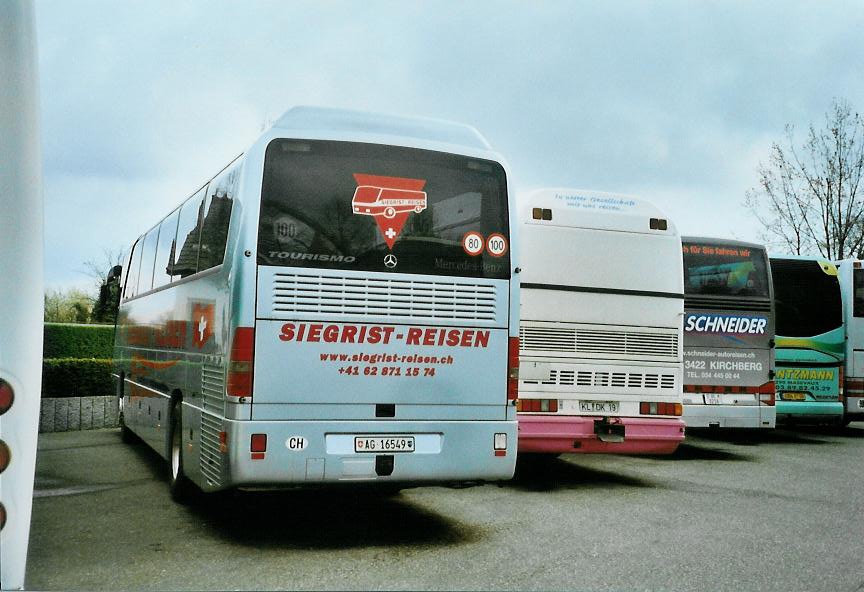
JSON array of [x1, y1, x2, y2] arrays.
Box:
[[384, 254, 397, 268]]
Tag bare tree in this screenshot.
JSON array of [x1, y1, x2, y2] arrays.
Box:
[[81, 247, 126, 292], [745, 98, 864, 259]]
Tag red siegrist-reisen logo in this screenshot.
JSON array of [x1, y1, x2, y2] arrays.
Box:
[[352, 174, 427, 249], [192, 303, 215, 349]]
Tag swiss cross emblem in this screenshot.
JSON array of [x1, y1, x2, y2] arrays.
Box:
[[192, 303, 215, 349], [351, 174, 427, 249]]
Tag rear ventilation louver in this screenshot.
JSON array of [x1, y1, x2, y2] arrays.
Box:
[[524, 369, 676, 390], [272, 273, 497, 321], [685, 296, 772, 312], [519, 326, 678, 358], [201, 363, 225, 415], [200, 412, 224, 488]]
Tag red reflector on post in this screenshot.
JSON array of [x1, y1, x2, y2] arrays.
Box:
[[507, 337, 520, 401], [227, 327, 255, 399]]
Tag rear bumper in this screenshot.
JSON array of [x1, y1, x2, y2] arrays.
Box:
[[845, 396, 864, 417], [220, 418, 517, 489], [683, 404, 776, 429], [776, 401, 844, 425], [517, 414, 685, 455]]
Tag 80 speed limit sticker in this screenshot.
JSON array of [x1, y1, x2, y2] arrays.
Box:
[[462, 231, 485, 256]]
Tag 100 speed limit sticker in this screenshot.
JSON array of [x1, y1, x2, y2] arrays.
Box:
[[462, 231, 509, 257]]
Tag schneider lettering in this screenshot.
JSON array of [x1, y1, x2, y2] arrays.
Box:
[[280, 323, 490, 347], [684, 314, 767, 334]]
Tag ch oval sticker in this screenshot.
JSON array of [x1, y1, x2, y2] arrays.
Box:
[[285, 436, 308, 451]]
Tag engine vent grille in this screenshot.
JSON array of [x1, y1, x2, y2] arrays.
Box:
[[523, 369, 676, 390], [200, 412, 224, 488], [520, 326, 679, 358], [201, 363, 224, 415], [272, 272, 498, 321]]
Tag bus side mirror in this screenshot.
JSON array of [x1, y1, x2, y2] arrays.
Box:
[[107, 265, 122, 283]]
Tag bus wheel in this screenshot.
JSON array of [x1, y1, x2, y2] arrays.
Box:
[[169, 403, 197, 503]]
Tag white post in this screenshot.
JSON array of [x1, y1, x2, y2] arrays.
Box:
[[0, 0, 43, 589]]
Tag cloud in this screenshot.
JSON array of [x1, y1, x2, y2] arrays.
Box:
[[35, 0, 864, 289]]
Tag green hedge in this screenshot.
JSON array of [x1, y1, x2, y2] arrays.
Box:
[[42, 358, 114, 398], [44, 323, 115, 359]]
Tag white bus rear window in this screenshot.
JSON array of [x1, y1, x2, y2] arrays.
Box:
[[683, 243, 770, 298], [258, 140, 510, 279]]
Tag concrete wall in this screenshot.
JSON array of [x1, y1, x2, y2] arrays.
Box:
[[39, 396, 118, 433]]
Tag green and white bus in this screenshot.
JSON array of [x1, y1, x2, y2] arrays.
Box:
[[770, 256, 845, 425]]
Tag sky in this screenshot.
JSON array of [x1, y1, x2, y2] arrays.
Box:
[[35, 0, 864, 292]]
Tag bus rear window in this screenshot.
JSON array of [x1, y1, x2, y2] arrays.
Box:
[[771, 258, 842, 337], [854, 268, 864, 318], [257, 140, 510, 279], [682, 242, 770, 298]]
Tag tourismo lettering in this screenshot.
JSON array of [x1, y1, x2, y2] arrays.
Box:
[[279, 323, 490, 348], [684, 314, 767, 334], [269, 251, 357, 262]]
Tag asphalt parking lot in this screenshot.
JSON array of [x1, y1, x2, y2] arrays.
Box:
[[25, 424, 864, 591]]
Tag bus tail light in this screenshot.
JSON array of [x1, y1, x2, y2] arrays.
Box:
[[845, 378, 864, 393], [494, 432, 507, 456], [219, 431, 228, 454], [250, 433, 267, 460], [516, 399, 558, 412], [0, 378, 13, 415], [0, 439, 9, 474], [639, 402, 682, 416], [838, 366, 844, 401], [507, 337, 519, 401], [227, 327, 255, 399], [758, 381, 775, 406]]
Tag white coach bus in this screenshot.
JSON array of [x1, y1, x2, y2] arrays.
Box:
[[112, 107, 519, 499], [516, 189, 686, 455], [836, 259, 864, 424], [681, 237, 776, 429]]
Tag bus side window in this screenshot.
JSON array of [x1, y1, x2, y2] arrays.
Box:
[[153, 209, 180, 290], [123, 237, 143, 300], [198, 164, 238, 272], [854, 269, 864, 317], [173, 186, 207, 279], [137, 228, 160, 295]]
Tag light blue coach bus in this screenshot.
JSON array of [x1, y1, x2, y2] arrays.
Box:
[[112, 107, 519, 499]]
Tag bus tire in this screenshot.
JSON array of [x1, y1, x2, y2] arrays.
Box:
[[169, 402, 197, 504]]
